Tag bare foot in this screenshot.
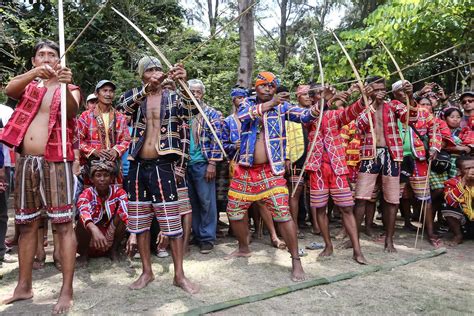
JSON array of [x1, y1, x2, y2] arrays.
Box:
[[291, 258, 306, 282], [224, 248, 251, 260], [353, 253, 368, 265], [129, 272, 155, 290], [75, 255, 88, 268], [32, 257, 46, 270], [110, 250, 123, 262], [173, 276, 200, 294], [447, 235, 463, 247], [384, 238, 397, 253], [364, 227, 373, 237], [336, 239, 352, 249], [271, 238, 286, 250], [2, 287, 33, 305], [52, 291, 73, 314], [318, 246, 334, 258]]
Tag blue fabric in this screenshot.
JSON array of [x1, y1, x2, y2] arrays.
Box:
[[238, 96, 317, 175], [189, 118, 206, 164], [187, 162, 217, 243], [121, 126, 133, 176], [190, 105, 223, 161], [222, 114, 240, 159], [230, 87, 249, 98]]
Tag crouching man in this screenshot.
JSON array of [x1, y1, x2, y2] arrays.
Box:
[[75, 160, 128, 266]]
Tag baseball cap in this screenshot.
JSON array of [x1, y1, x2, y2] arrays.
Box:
[[460, 91, 474, 100], [86, 93, 98, 103], [95, 80, 116, 92]]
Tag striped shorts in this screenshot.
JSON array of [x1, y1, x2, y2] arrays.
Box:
[[400, 159, 430, 201], [308, 161, 354, 208], [176, 177, 192, 216], [227, 164, 291, 222], [14, 156, 74, 225], [127, 159, 182, 237]]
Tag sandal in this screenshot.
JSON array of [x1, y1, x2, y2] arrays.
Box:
[[429, 237, 443, 249], [306, 242, 324, 250]]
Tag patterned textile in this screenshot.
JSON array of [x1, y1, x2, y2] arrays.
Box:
[[402, 108, 445, 160], [399, 159, 430, 201], [356, 99, 418, 161], [14, 156, 74, 224], [460, 115, 474, 145], [127, 159, 182, 236], [296, 85, 310, 97], [255, 71, 280, 88], [90, 159, 117, 176], [308, 160, 353, 208], [77, 185, 128, 228], [1, 81, 79, 162], [430, 171, 447, 190], [305, 100, 366, 175], [444, 176, 474, 221], [86, 221, 117, 257], [222, 114, 241, 160], [190, 104, 223, 162], [77, 108, 131, 162], [117, 87, 197, 178], [227, 164, 290, 222], [441, 205, 466, 225], [355, 148, 401, 204], [341, 121, 361, 167], [238, 97, 317, 175], [231, 87, 249, 98], [176, 177, 192, 216], [430, 127, 463, 189]]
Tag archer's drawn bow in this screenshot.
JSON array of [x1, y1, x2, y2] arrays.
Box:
[[379, 40, 412, 127], [333, 32, 377, 155], [291, 32, 325, 198], [111, 6, 227, 160]]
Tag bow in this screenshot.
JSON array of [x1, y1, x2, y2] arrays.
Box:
[[379, 40, 411, 127], [291, 32, 324, 198], [111, 7, 227, 160], [333, 32, 376, 155]]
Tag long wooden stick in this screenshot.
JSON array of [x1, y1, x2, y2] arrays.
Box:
[[53, 0, 110, 69], [179, 247, 447, 315], [58, 0, 67, 162], [291, 32, 325, 198], [180, 1, 257, 64], [111, 6, 227, 160], [332, 32, 376, 155], [379, 40, 412, 127], [414, 118, 439, 249]]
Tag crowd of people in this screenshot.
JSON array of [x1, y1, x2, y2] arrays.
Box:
[[0, 39, 473, 314]]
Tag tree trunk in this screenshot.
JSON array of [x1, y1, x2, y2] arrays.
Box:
[[279, 0, 288, 67], [237, 0, 255, 88], [207, 0, 218, 36]]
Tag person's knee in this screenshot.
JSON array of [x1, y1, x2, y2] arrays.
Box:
[[339, 206, 354, 215], [54, 222, 74, 235], [355, 199, 366, 208], [316, 207, 326, 214], [18, 220, 39, 236]]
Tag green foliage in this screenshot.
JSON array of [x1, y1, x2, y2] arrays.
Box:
[[0, 0, 470, 114]]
